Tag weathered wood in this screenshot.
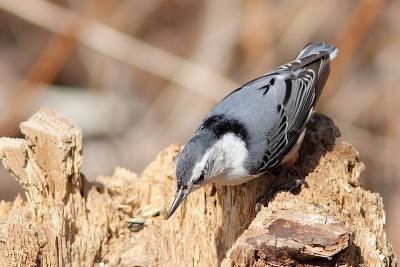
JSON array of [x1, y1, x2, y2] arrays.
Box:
[[0, 107, 123, 267], [0, 108, 397, 266]]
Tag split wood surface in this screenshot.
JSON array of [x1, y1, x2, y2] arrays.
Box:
[[0, 107, 396, 266]]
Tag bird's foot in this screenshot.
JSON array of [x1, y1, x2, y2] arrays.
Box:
[[255, 179, 308, 212]]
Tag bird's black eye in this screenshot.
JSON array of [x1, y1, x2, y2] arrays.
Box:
[[195, 172, 205, 184]]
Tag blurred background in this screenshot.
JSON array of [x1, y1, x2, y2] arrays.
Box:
[[0, 0, 399, 255]]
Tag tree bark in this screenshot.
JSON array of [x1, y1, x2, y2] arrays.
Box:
[[0, 107, 396, 266]]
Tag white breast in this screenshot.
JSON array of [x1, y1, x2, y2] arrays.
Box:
[[197, 133, 256, 186]]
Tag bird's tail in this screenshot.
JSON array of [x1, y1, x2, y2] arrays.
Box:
[[296, 42, 338, 61]]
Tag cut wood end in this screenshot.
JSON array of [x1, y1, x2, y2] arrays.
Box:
[[20, 107, 82, 141], [17, 107, 83, 179], [0, 137, 28, 182], [0, 137, 26, 153]]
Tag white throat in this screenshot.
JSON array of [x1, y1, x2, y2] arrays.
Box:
[[192, 133, 255, 186]]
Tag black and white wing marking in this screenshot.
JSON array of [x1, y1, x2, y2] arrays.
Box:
[[253, 50, 333, 174]]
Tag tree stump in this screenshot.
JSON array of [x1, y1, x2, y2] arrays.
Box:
[[0, 107, 397, 266]]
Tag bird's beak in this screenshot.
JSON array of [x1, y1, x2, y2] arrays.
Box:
[[167, 187, 188, 219]]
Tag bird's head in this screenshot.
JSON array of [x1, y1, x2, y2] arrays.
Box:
[[167, 115, 250, 218], [167, 131, 216, 218]]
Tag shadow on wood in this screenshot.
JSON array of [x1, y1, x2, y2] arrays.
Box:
[[0, 107, 396, 266]]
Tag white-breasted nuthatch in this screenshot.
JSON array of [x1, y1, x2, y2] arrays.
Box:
[[167, 42, 338, 218]]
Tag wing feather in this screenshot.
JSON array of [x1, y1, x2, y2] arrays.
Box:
[[252, 48, 334, 174]]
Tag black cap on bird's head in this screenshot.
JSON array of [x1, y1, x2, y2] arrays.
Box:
[[167, 131, 216, 219]]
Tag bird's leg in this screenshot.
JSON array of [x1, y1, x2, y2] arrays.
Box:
[[255, 165, 308, 211]]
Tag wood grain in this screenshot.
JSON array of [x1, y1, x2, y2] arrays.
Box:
[[0, 108, 396, 266]]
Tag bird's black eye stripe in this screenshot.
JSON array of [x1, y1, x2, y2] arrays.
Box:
[[196, 172, 205, 184]]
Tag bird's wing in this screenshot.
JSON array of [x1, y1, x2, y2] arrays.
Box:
[[252, 48, 334, 174]]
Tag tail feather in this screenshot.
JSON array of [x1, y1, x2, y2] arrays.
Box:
[[297, 42, 339, 60]]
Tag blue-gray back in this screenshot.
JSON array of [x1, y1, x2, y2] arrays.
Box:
[[201, 43, 337, 174]]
